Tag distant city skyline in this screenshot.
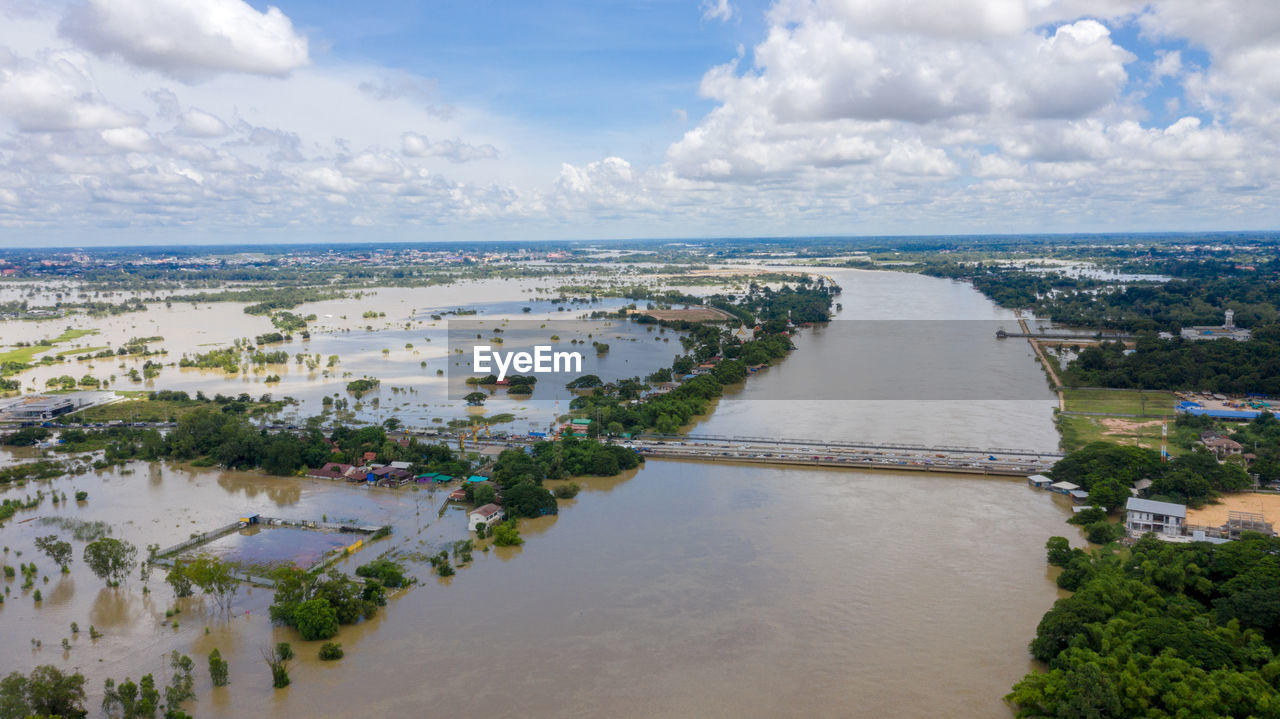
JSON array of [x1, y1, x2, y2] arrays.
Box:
[[0, 0, 1278, 246]]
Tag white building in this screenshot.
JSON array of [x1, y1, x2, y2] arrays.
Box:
[[468, 503, 504, 532], [1174, 309, 1252, 342], [1125, 497, 1186, 537]]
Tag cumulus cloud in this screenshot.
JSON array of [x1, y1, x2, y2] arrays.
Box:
[[59, 0, 309, 80], [400, 132, 499, 163], [1, 0, 1280, 240], [176, 108, 229, 137], [0, 49, 143, 131]]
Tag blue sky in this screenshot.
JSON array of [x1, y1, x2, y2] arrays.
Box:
[[277, 0, 769, 162], [0, 0, 1277, 246]]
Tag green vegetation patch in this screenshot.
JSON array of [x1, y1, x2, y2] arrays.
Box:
[[1062, 388, 1177, 416]]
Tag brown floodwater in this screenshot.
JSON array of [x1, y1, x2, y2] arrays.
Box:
[[0, 267, 1078, 717]]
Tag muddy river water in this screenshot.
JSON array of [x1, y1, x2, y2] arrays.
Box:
[[0, 267, 1077, 718]]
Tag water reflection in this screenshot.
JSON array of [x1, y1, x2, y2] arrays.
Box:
[[215, 474, 302, 505]]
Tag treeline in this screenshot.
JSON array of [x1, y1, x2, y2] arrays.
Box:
[[61, 409, 474, 479], [1048, 441, 1251, 509], [917, 261, 1280, 332], [570, 335, 792, 435], [1009, 533, 1280, 717], [474, 439, 643, 519], [1065, 331, 1280, 394]]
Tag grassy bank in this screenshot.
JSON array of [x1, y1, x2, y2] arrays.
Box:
[[0, 328, 100, 365], [1061, 387, 1177, 415], [71, 394, 283, 423], [1057, 414, 1195, 454]]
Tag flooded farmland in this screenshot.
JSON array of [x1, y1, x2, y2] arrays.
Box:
[[1, 267, 1075, 718]]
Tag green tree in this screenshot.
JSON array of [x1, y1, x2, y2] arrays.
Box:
[[492, 520, 523, 547], [165, 564, 194, 598], [101, 674, 159, 719], [293, 598, 339, 641], [83, 538, 138, 586], [183, 556, 238, 612], [0, 665, 88, 719], [263, 647, 289, 689], [162, 652, 194, 714], [318, 642, 344, 661], [1045, 536, 1073, 567], [34, 535, 73, 571], [207, 649, 229, 687]]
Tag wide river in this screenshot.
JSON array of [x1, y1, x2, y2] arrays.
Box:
[[0, 267, 1074, 717]]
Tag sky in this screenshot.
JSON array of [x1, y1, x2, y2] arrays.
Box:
[[0, 0, 1278, 246]]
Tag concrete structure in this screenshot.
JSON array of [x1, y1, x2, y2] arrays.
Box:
[[2, 395, 75, 420], [1171, 309, 1252, 341], [468, 503, 504, 531], [1125, 497, 1186, 537]]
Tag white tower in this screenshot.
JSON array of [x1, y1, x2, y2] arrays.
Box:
[[1224, 309, 1235, 329]]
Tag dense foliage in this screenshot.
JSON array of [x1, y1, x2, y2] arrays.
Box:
[[1009, 533, 1280, 718], [1049, 441, 1251, 509], [268, 568, 387, 640], [1064, 330, 1280, 394], [0, 665, 88, 719]]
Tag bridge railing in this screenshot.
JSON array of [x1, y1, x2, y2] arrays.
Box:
[[628, 433, 1062, 457]]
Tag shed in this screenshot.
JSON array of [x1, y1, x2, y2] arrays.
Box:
[[1049, 481, 1080, 494], [467, 475, 488, 483], [1069, 489, 1091, 504], [1027, 474, 1053, 489]]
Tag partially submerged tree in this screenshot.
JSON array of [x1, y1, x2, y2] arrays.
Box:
[[83, 538, 138, 587], [34, 534, 73, 572]]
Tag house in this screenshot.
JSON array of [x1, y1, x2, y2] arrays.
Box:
[[1048, 481, 1080, 495], [448, 488, 467, 502], [362, 451, 377, 463], [306, 462, 353, 480], [1201, 434, 1243, 460], [1027, 474, 1053, 489], [389, 461, 413, 470], [415, 473, 438, 483], [468, 503, 504, 531], [1069, 489, 1091, 504], [370, 466, 412, 487], [1125, 497, 1186, 537]]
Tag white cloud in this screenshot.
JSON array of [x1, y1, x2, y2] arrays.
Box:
[[400, 132, 499, 163], [1, 0, 1279, 241], [176, 108, 229, 137], [59, 0, 309, 80], [101, 127, 156, 152], [702, 0, 734, 22], [0, 49, 143, 131]]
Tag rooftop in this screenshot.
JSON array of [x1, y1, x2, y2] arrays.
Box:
[[1126, 497, 1187, 518]]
